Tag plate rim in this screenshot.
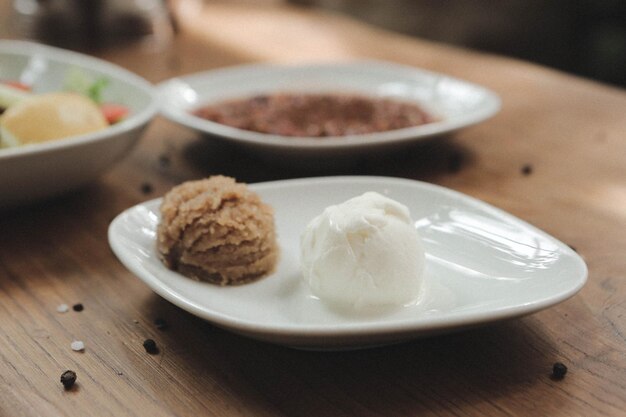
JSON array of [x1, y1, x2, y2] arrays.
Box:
[[108, 176, 587, 341]]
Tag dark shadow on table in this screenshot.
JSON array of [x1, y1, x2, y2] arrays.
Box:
[[181, 133, 474, 184], [138, 294, 563, 416]]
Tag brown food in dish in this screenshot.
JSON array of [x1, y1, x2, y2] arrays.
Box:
[[157, 176, 279, 285], [192, 93, 435, 137]]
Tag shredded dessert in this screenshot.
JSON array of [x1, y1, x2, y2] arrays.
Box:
[[157, 176, 279, 285]]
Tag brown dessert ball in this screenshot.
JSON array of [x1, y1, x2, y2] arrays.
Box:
[[157, 176, 278, 285]]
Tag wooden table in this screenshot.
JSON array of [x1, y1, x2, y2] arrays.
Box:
[[1, 1, 625, 415]]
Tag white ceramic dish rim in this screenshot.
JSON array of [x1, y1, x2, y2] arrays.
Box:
[[108, 176, 587, 338], [157, 61, 501, 150], [0, 40, 158, 160]]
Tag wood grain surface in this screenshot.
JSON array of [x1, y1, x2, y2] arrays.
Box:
[[1, 1, 625, 415]]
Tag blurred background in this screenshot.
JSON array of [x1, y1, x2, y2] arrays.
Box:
[[2, 0, 625, 87], [290, 0, 626, 88], [295, 0, 626, 88]]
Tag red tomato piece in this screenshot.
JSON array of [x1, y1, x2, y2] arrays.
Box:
[[100, 104, 130, 124], [3, 81, 31, 91]]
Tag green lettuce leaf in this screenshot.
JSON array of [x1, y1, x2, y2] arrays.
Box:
[[63, 68, 109, 104]]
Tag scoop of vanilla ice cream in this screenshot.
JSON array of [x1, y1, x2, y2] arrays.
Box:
[[300, 191, 425, 308]]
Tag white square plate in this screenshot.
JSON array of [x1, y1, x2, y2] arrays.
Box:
[[108, 177, 586, 349]]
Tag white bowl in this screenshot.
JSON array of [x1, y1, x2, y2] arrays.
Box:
[[0, 40, 157, 208], [157, 61, 500, 158]]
